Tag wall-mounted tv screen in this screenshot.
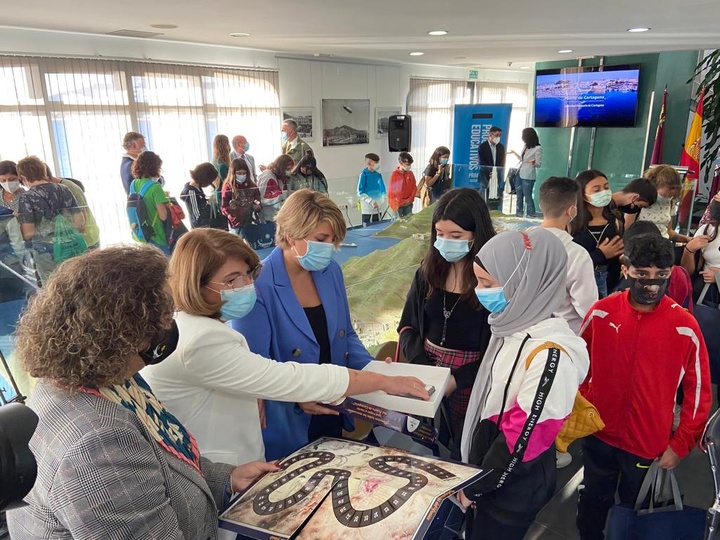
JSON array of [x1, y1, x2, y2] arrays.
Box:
[[535, 64, 640, 128]]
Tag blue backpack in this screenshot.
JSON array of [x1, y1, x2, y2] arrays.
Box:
[[127, 180, 156, 243]]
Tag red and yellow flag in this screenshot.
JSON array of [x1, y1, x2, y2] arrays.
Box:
[[678, 90, 704, 223]]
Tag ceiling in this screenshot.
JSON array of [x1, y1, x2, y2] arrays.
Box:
[[3, 0, 720, 69]]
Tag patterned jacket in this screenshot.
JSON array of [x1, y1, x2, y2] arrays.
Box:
[[8, 380, 233, 540]]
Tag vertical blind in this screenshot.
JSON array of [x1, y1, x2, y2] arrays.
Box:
[[407, 77, 529, 170], [0, 56, 281, 246]]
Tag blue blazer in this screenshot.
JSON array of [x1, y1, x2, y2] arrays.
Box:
[[232, 247, 373, 460]]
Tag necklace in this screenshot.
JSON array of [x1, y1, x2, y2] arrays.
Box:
[[441, 291, 462, 346], [588, 222, 610, 247]]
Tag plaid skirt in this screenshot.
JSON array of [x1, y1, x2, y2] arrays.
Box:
[[423, 339, 483, 421]]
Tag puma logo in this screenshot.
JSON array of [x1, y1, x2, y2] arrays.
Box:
[[609, 323, 621, 334]]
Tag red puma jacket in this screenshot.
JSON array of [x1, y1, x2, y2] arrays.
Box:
[[580, 291, 711, 460]]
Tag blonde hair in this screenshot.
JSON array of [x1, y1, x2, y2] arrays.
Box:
[[275, 189, 346, 249], [170, 228, 260, 318], [16, 246, 172, 388], [644, 165, 681, 191], [213, 134, 231, 166]]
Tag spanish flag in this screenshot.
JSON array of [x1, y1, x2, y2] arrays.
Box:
[[678, 90, 704, 224]]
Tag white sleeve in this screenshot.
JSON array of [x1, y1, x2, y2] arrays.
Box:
[[182, 328, 350, 403], [566, 248, 598, 324], [695, 224, 709, 238]]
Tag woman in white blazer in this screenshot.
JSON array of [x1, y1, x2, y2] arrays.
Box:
[[142, 228, 428, 467]]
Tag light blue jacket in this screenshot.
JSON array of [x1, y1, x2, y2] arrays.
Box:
[[232, 247, 373, 460]]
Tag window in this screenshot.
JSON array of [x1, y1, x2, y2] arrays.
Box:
[[0, 56, 280, 246]]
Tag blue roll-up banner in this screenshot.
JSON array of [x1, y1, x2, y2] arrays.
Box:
[[452, 104, 513, 194]]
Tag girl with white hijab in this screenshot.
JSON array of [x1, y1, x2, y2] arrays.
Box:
[[456, 227, 589, 539]]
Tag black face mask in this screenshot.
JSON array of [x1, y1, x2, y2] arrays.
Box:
[[627, 277, 669, 306], [618, 203, 635, 213], [709, 201, 720, 223], [139, 320, 179, 365]]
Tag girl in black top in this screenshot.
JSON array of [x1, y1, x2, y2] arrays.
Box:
[[570, 169, 625, 298], [422, 146, 452, 204], [180, 162, 228, 230], [398, 188, 495, 456]]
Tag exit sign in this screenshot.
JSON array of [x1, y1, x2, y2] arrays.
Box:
[[468, 70, 479, 80]]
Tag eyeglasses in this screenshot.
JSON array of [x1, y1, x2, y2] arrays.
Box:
[[207, 264, 262, 291]]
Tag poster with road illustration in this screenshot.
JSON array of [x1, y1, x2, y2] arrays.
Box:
[[219, 438, 485, 540]]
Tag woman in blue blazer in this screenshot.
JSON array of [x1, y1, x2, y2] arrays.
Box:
[[233, 189, 374, 460]]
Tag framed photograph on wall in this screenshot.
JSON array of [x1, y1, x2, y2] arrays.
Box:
[[282, 107, 315, 142], [375, 107, 401, 138], [321, 99, 370, 147]]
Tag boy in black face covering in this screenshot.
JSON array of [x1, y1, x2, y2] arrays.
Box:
[[576, 232, 712, 539]]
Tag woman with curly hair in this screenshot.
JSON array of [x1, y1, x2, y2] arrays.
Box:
[[7, 246, 276, 540]]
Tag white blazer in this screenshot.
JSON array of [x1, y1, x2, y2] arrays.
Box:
[[142, 311, 349, 465]]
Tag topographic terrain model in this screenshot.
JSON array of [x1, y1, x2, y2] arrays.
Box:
[[220, 438, 485, 540]]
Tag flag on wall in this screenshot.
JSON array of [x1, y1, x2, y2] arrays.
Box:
[[678, 89, 704, 224], [650, 86, 667, 165]]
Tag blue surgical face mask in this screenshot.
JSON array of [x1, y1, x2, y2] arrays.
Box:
[[295, 240, 334, 271], [475, 287, 508, 314], [439, 157, 449, 165], [218, 284, 257, 320], [434, 237, 471, 263], [587, 189, 612, 208], [236, 174, 247, 183], [657, 194, 673, 204], [243, 142, 250, 152], [281, 131, 288, 142]]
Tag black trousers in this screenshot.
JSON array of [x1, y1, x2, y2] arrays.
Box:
[[576, 436, 654, 540], [467, 502, 531, 540], [361, 213, 380, 225]]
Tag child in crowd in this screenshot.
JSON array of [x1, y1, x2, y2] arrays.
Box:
[[181, 162, 227, 230], [388, 151, 417, 219], [457, 228, 589, 539], [221, 158, 261, 236], [422, 146, 452, 205], [539, 176, 598, 334], [357, 152, 386, 226], [610, 177, 657, 226], [682, 197, 720, 303], [638, 165, 692, 243], [615, 221, 693, 311], [570, 170, 624, 298], [576, 232, 711, 540]]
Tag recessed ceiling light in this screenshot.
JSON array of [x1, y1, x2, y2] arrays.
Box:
[[428, 30, 448, 36], [521, 66, 531, 70], [627, 27, 651, 33], [409, 52, 425, 56], [558, 49, 573, 54], [150, 24, 178, 30], [229, 32, 251, 37], [454, 56, 468, 60]]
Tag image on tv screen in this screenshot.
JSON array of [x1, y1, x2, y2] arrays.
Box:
[[535, 66, 640, 128]]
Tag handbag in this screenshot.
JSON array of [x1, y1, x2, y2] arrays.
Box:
[[606, 462, 705, 540], [555, 392, 605, 453]]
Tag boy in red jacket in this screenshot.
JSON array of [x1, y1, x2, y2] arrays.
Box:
[[388, 151, 417, 219], [576, 232, 711, 540]]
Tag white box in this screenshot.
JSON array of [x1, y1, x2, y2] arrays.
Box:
[[352, 361, 451, 418]]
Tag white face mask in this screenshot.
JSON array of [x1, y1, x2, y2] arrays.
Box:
[[236, 174, 247, 183], [1, 180, 20, 193]]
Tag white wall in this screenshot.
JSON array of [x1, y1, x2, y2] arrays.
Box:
[[0, 26, 533, 226]]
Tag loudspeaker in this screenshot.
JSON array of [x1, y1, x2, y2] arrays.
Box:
[[388, 115, 411, 152]]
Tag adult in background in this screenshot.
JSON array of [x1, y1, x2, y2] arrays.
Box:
[[289, 151, 328, 194], [231, 135, 257, 181], [0, 160, 22, 213], [129, 151, 171, 255], [46, 166, 100, 250], [180, 162, 228, 230], [478, 126, 506, 199], [281, 119, 313, 164], [398, 188, 494, 456], [233, 190, 384, 460], [509, 127, 542, 217], [422, 146, 452, 205], [120, 131, 146, 195], [142, 228, 428, 468], [457, 228, 589, 539], [638, 164, 691, 243], [257, 154, 294, 223], [16, 156, 83, 285], [388, 151, 417, 219], [6, 246, 276, 540], [212, 134, 232, 183]]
